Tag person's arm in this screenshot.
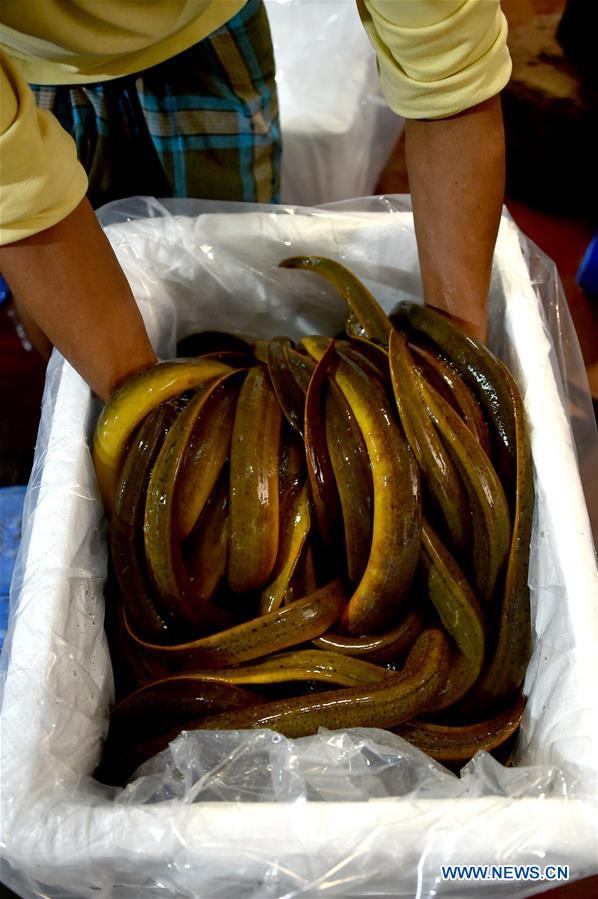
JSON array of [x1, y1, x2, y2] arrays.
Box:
[[405, 95, 505, 342], [357, 0, 511, 341], [0, 50, 156, 400], [0, 197, 157, 401]]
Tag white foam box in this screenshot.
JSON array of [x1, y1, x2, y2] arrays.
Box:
[[1, 198, 596, 898]]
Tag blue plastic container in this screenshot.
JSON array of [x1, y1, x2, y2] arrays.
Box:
[[0, 273, 10, 305], [0, 485, 27, 650], [577, 231, 598, 298]]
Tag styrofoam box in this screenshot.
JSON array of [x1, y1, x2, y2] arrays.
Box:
[[1, 199, 596, 898]]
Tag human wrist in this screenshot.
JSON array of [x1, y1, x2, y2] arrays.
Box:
[[97, 349, 159, 403]]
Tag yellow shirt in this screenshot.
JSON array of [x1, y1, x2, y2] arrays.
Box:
[[358, 0, 511, 120], [0, 0, 511, 244]]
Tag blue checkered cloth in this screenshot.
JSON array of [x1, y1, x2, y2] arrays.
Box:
[[30, 0, 281, 208]]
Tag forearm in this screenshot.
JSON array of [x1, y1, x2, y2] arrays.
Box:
[[0, 197, 157, 401], [405, 95, 506, 342]]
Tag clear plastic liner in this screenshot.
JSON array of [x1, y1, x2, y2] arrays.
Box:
[[1, 196, 596, 899], [118, 727, 577, 807], [519, 238, 598, 540], [264, 0, 404, 205]]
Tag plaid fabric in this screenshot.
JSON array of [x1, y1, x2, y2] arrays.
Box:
[[30, 0, 281, 208]]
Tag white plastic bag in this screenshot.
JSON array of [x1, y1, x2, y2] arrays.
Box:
[[265, 0, 404, 204], [1, 196, 596, 898]]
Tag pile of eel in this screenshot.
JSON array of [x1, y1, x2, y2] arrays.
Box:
[[93, 257, 534, 786]]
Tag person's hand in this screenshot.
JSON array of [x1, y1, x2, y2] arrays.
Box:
[[405, 95, 505, 348], [427, 303, 487, 345]]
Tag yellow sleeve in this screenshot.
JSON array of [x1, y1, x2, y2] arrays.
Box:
[[0, 49, 88, 245], [357, 0, 512, 119]]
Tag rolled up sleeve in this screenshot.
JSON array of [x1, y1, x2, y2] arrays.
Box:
[[0, 49, 88, 244], [357, 0, 512, 119]]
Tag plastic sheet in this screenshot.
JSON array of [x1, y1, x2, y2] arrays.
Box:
[[264, 0, 404, 205], [1, 196, 596, 898]]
